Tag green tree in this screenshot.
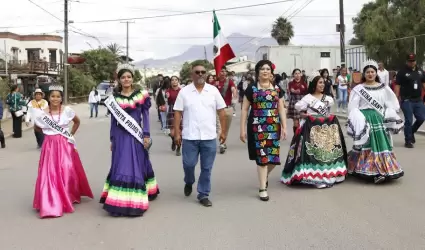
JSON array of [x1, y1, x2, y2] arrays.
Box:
[[59, 68, 96, 97], [81, 48, 118, 83], [134, 69, 142, 83], [351, 0, 425, 69], [106, 43, 124, 62], [179, 60, 214, 82], [271, 17, 294, 45]]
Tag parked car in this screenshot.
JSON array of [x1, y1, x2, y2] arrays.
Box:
[[97, 81, 111, 105]]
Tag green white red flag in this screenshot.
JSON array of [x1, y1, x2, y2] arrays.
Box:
[[213, 11, 235, 75]]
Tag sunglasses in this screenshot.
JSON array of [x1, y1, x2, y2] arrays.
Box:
[[195, 70, 207, 75]]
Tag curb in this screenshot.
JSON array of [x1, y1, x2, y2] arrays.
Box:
[[335, 114, 425, 136]]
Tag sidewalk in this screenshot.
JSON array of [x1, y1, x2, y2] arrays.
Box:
[[330, 105, 425, 135], [0, 102, 90, 138]]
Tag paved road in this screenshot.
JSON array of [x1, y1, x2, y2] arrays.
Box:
[[1, 105, 425, 250]]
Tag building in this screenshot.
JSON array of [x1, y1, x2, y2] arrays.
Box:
[[255, 45, 362, 76], [0, 32, 63, 96], [0, 32, 63, 67]]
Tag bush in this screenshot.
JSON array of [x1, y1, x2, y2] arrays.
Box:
[[59, 68, 96, 97], [0, 78, 10, 102]]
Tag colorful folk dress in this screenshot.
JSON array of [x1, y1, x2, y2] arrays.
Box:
[[346, 83, 404, 183], [100, 90, 160, 217], [245, 83, 284, 165], [281, 94, 348, 188], [287, 80, 308, 120]]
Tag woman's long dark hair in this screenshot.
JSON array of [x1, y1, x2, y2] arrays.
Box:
[[116, 69, 134, 93], [156, 79, 170, 106], [254, 60, 274, 83], [308, 76, 323, 94], [292, 68, 301, 76], [320, 68, 330, 80], [361, 65, 381, 83]]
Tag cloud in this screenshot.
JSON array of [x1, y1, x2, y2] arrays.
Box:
[[1, 0, 369, 60]]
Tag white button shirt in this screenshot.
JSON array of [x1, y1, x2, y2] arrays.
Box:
[[173, 83, 226, 140]]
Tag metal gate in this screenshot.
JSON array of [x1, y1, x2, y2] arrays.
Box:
[[345, 45, 368, 71]]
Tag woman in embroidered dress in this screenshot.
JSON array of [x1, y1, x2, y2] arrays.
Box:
[[166, 75, 183, 156], [287, 68, 308, 134], [347, 60, 404, 184], [25, 88, 48, 148], [240, 60, 287, 201], [100, 64, 159, 217], [33, 85, 93, 218], [6, 84, 27, 138], [282, 74, 347, 188]]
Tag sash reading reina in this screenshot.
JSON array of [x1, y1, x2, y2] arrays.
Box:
[[39, 114, 76, 144], [104, 95, 145, 145], [354, 86, 385, 116]]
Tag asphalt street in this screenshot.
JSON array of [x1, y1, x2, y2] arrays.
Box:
[[0, 105, 424, 250]]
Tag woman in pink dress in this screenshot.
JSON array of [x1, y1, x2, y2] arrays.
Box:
[[33, 85, 93, 218]]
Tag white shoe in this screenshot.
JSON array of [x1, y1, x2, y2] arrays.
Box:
[[336, 108, 340, 113]]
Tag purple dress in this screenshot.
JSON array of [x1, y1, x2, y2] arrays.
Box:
[[100, 90, 159, 217]]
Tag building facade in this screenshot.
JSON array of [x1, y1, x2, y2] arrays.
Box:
[[0, 32, 63, 68]]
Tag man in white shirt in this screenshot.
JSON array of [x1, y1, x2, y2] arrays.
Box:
[[378, 61, 390, 86], [173, 63, 227, 207]]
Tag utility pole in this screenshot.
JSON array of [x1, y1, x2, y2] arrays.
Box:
[[339, 0, 345, 67], [3, 40, 7, 76], [64, 0, 69, 104], [121, 21, 135, 63], [204, 46, 207, 61]]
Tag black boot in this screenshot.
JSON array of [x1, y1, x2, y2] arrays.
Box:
[[176, 146, 181, 156], [293, 126, 297, 134], [0, 130, 5, 148]]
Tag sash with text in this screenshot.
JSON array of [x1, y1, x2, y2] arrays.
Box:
[[352, 85, 385, 116]]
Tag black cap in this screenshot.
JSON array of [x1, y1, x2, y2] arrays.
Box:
[[407, 53, 416, 61]]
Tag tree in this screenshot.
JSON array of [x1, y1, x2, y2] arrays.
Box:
[[134, 69, 142, 83], [67, 68, 96, 97], [271, 17, 294, 45], [106, 43, 123, 60], [179, 60, 214, 82], [81, 48, 118, 83], [351, 0, 425, 69]]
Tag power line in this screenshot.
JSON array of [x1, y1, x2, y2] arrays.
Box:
[[74, 0, 295, 23], [26, 0, 102, 46]]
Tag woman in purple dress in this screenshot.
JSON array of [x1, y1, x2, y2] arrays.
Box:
[[100, 64, 159, 217]]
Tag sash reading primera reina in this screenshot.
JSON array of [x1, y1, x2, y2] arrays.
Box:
[[108, 100, 144, 140]]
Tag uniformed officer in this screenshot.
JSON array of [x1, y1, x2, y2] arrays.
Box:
[[395, 53, 425, 148]]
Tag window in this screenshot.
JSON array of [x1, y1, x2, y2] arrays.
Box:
[[320, 52, 330, 58]]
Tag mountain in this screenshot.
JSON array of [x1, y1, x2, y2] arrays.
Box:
[[134, 33, 277, 69]]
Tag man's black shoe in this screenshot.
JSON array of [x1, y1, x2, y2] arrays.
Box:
[[199, 198, 212, 207], [412, 135, 416, 144], [184, 184, 192, 196], [405, 142, 414, 148]]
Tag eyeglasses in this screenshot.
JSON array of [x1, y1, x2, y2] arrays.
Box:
[[195, 70, 206, 75]]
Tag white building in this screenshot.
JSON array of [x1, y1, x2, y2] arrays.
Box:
[[255, 45, 361, 76], [0, 32, 63, 68]]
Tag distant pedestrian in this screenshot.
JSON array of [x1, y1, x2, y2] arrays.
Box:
[[25, 88, 48, 148], [394, 53, 425, 148], [0, 97, 5, 148], [173, 62, 227, 207], [6, 84, 26, 138], [88, 86, 101, 118]]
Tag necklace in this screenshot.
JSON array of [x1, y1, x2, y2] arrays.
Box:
[[49, 106, 61, 123]]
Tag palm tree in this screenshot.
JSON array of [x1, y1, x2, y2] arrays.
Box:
[[271, 17, 294, 45], [106, 43, 123, 58]]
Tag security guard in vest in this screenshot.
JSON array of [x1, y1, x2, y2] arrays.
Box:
[[395, 53, 425, 148]]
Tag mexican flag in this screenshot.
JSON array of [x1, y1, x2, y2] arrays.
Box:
[[213, 11, 235, 75]]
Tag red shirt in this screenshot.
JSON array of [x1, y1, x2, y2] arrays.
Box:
[[166, 88, 181, 105], [288, 80, 308, 95], [217, 79, 235, 106]]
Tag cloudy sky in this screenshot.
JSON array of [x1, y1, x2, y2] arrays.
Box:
[[1, 0, 371, 61]]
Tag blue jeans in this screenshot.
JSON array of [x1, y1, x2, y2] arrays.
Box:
[[160, 111, 167, 130], [338, 88, 348, 109], [401, 100, 425, 143], [182, 139, 217, 200], [90, 103, 98, 117]]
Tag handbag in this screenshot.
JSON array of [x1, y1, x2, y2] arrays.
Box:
[[13, 94, 23, 117]]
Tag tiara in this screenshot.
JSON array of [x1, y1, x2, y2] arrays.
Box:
[[362, 59, 378, 71], [48, 85, 64, 92], [116, 63, 135, 74], [307, 70, 321, 83]]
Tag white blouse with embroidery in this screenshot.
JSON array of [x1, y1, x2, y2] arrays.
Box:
[[348, 83, 400, 113], [34, 106, 75, 135], [295, 94, 334, 115]]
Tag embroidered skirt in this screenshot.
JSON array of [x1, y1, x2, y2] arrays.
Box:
[[347, 109, 404, 181], [281, 115, 348, 187]]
